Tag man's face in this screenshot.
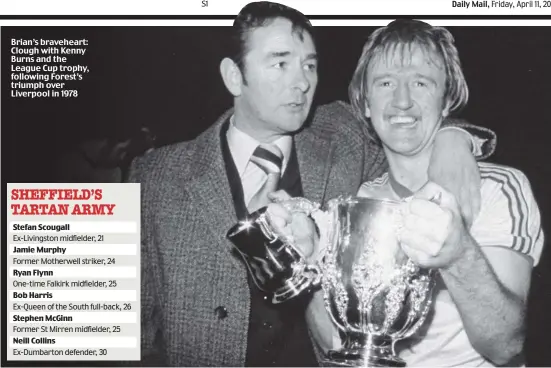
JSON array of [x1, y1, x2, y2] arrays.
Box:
[[237, 17, 318, 141], [365, 45, 449, 156]]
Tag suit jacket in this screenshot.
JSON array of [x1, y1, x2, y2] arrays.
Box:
[[128, 100, 495, 367]]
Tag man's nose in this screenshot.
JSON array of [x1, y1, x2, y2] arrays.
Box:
[[292, 68, 310, 93], [392, 83, 413, 110]]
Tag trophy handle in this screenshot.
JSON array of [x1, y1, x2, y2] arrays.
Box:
[[276, 198, 329, 292], [227, 197, 333, 303]]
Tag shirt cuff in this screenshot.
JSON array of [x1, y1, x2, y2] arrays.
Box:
[[439, 126, 487, 158]]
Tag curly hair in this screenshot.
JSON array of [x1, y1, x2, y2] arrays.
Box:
[[349, 19, 469, 141]]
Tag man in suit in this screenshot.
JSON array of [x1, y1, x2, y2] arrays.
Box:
[[128, 2, 495, 366]]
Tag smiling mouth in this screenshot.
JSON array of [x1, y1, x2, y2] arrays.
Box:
[[389, 116, 418, 126]]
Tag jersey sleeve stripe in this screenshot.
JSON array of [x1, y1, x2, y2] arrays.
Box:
[[484, 165, 532, 254], [479, 170, 522, 252], [479, 165, 532, 255]]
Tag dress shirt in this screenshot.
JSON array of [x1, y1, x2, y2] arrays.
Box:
[[226, 117, 292, 205]]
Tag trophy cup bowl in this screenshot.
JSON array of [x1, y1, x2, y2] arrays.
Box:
[[321, 196, 435, 367], [226, 196, 436, 366], [226, 204, 322, 304]]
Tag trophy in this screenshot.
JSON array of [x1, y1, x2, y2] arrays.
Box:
[[319, 196, 435, 367], [227, 196, 436, 367], [226, 203, 322, 304]]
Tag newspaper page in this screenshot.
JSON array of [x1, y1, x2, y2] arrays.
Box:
[[2, 1, 550, 367]]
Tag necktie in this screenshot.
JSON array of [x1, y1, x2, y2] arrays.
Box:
[[247, 144, 283, 213]]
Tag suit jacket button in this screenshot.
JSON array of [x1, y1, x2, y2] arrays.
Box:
[[214, 306, 228, 319]]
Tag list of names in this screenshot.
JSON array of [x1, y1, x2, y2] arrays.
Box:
[[7, 183, 141, 361]]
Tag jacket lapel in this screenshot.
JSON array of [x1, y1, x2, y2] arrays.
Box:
[[184, 110, 239, 245], [187, 168, 237, 238], [294, 127, 335, 206]]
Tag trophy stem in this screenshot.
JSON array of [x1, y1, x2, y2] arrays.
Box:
[[323, 332, 405, 367]]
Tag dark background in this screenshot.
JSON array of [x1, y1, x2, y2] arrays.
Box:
[[2, 26, 551, 366]]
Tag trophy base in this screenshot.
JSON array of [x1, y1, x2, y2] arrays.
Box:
[[323, 348, 406, 367]]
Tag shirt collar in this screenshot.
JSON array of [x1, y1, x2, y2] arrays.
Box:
[[226, 115, 292, 178], [387, 172, 415, 199]]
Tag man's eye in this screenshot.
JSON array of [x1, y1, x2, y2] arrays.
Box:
[[304, 63, 317, 71], [273, 62, 286, 69], [379, 81, 393, 87], [414, 81, 427, 87]]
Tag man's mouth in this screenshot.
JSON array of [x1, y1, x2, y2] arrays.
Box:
[[286, 102, 306, 111], [288, 102, 305, 107], [388, 116, 418, 126]]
